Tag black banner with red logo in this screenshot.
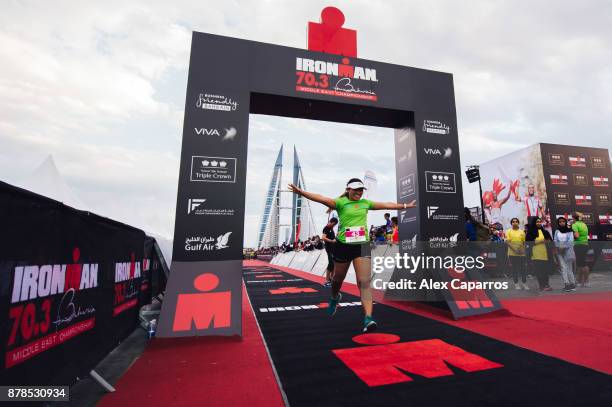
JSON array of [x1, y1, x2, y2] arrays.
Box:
[[540, 143, 612, 240], [0, 181, 149, 386]]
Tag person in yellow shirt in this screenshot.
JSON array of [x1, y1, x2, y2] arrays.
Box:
[[526, 217, 553, 291], [506, 218, 528, 290]]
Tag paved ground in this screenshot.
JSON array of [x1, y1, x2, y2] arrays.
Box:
[[489, 271, 612, 299], [64, 327, 149, 407]]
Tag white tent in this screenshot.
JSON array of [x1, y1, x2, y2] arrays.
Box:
[[20, 155, 88, 210], [17, 155, 174, 263]]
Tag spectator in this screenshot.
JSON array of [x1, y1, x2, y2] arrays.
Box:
[[313, 235, 324, 250], [322, 218, 338, 287], [572, 212, 590, 287], [374, 227, 386, 244], [384, 213, 392, 234], [506, 217, 527, 290], [391, 216, 399, 244], [526, 217, 553, 291], [554, 216, 577, 292]]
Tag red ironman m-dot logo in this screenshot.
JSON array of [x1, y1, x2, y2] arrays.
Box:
[[333, 333, 503, 387], [308, 7, 357, 57], [172, 273, 231, 331]]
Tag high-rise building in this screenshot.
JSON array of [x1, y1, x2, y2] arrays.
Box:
[[257, 145, 317, 248]]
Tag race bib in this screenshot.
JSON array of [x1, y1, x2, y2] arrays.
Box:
[[345, 226, 366, 243]]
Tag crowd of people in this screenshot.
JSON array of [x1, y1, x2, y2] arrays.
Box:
[[246, 234, 328, 259], [369, 213, 399, 245], [465, 208, 593, 292], [249, 213, 400, 260]]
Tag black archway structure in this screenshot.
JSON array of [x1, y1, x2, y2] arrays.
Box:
[[158, 32, 500, 337]]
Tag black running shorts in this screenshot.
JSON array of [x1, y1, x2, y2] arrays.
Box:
[[333, 241, 371, 263], [574, 244, 589, 267]]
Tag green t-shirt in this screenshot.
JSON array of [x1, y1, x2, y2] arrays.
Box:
[[334, 196, 374, 244], [572, 221, 589, 245]]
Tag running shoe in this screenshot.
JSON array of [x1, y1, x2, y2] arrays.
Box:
[[570, 283, 577, 291], [323, 280, 332, 288], [543, 286, 553, 291], [328, 293, 342, 316], [563, 284, 572, 292], [363, 316, 377, 332]]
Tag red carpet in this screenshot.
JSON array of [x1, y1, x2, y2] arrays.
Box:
[[502, 292, 612, 335], [98, 280, 284, 407], [264, 261, 612, 375]]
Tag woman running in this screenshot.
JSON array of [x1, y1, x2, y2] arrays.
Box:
[[288, 178, 416, 332]]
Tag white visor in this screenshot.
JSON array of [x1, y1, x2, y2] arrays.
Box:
[[347, 181, 366, 190]]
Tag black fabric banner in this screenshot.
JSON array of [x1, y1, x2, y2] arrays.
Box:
[[0, 181, 151, 386]]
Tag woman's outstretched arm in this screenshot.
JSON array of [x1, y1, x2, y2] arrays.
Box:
[[371, 200, 416, 210], [288, 184, 336, 209]]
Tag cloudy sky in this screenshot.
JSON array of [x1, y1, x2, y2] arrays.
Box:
[[1, 0, 611, 248]]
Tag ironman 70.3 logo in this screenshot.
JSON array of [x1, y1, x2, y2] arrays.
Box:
[[295, 56, 378, 101]]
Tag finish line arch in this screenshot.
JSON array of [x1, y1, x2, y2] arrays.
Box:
[[157, 28, 500, 337]]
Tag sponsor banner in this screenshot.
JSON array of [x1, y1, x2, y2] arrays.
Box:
[[575, 194, 592, 206], [596, 193, 611, 206], [185, 232, 233, 253], [295, 57, 378, 101], [569, 156, 586, 167], [428, 233, 459, 249], [0, 181, 149, 386], [423, 146, 453, 159], [425, 171, 457, 194], [398, 173, 416, 198], [573, 174, 589, 186], [549, 173, 568, 185], [422, 120, 450, 135], [592, 176, 609, 187], [591, 156, 607, 168], [193, 126, 238, 141], [581, 213, 595, 225], [399, 209, 417, 224], [427, 206, 460, 221], [196, 92, 239, 112], [548, 153, 564, 166], [553, 192, 571, 205], [599, 214, 612, 225], [187, 198, 235, 216], [541, 143, 612, 243], [190, 156, 237, 183]]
